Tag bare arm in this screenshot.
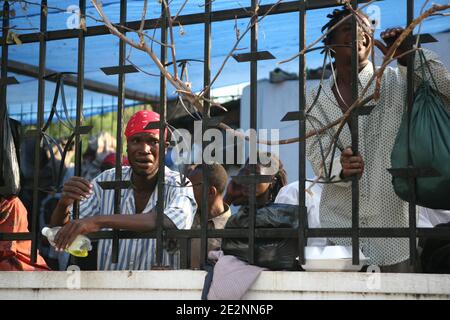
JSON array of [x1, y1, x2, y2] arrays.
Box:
[[53, 209, 176, 251], [50, 176, 93, 227]]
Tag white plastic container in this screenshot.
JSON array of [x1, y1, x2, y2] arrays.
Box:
[[299, 246, 369, 272]]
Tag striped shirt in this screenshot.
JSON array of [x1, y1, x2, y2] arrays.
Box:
[[76, 166, 196, 270]]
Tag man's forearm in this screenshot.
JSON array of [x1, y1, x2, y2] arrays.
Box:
[[95, 212, 177, 232], [50, 202, 71, 227]]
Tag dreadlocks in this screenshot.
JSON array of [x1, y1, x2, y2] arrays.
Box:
[[321, 6, 374, 50]]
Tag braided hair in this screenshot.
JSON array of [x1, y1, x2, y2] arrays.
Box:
[[321, 6, 374, 55]]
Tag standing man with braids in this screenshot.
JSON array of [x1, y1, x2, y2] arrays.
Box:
[[305, 7, 450, 271]]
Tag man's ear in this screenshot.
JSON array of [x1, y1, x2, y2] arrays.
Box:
[[363, 32, 371, 48], [209, 186, 217, 197]]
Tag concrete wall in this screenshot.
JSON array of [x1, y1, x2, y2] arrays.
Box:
[[1, 271, 450, 300]]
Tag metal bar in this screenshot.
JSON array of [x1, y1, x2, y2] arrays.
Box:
[[2, 1, 379, 45], [1, 76, 19, 85], [281, 111, 305, 122], [3, 226, 450, 241], [351, 0, 360, 265], [406, 0, 417, 266], [247, 0, 259, 266], [297, 0, 307, 265], [179, 238, 189, 269], [111, 0, 127, 264], [199, 0, 212, 268], [3, 60, 157, 103], [0, 1, 9, 188], [98, 180, 132, 190], [100, 65, 139, 75], [232, 51, 275, 62], [30, 0, 48, 264], [155, 2, 168, 267]]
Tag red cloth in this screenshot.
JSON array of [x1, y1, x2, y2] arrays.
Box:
[[125, 110, 167, 140], [0, 197, 50, 271]]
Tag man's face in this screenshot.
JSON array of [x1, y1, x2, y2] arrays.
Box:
[[127, 132, 161, 178], [231, 165, 271, 206], [329, 17, 372, 64]]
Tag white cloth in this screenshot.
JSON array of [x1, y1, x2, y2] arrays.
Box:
[[274, 181, 327, 247], [305, 49, 450, 266], [418, 207, 450, 228], [207, 250, 265, 300]]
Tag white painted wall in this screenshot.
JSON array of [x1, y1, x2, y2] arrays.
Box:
[[1, 271, 450, 300], [240, 79, 319, 184]]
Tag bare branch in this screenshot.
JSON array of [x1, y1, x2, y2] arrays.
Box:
[[200, 0, 283, 98], [172, 0, 190, 22], [162, 0, 179, 80], [374, 4, 450, 100], [138, 0, 148, 46], [279, 0, 376, 65]]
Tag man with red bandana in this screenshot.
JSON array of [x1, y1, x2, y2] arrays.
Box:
[[50, 110, 196, 270]]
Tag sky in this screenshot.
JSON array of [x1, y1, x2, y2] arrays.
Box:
[[2, 0, 450, 123]]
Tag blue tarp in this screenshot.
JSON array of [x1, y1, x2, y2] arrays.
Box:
[[2, 0, 450, 124]]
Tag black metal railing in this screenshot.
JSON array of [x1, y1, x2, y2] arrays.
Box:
[[1, 0, 449, 271]]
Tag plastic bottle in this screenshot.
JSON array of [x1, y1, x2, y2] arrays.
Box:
[[42, 227, 92, 258]]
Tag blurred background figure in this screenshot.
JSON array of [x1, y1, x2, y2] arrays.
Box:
[[81, 131, 117, 181], [100, 152, 129, 172]]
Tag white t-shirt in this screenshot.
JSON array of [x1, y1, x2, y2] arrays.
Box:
[[275, 181, 327, 247], [418, 207, 450, 228]]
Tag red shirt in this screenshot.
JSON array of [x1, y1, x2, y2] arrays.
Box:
[[0, 196, 49, 271]]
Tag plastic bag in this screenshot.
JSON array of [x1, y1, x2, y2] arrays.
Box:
[[221, 203, 303, 271], [0, 107, 21, 197], [391, 51, 450, 209], [420, 222, 450, 274]]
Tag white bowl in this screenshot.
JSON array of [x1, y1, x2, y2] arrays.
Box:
[[299, 246, 369, 272]]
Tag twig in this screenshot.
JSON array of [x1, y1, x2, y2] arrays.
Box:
[[172, 0, 190, 22], [126, 58, 160, 77], [374, 4, 450, 100], [279, 0, 376, 64], [199, 0, 283, 98], [138, 0, 148, 46], [162, 0, 179, 80]]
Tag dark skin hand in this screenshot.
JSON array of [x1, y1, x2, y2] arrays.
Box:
[[53, 210, 177, 251], [59, 176, 93, 206], [49, 176, 93, 227], [54, 216, 100, 251], [375, 27, 409, 66], [340, 147, 364, 179]]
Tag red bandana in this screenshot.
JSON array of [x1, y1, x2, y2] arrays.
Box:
[[124, 110, 167, 140]]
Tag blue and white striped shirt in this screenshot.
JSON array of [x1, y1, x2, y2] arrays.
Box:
[[76, 166, 196, 270]]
